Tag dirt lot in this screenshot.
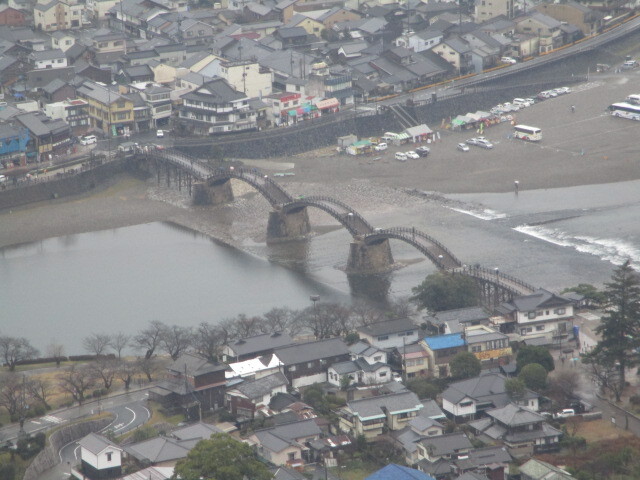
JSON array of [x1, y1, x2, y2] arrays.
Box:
[[275, 74, 640, 194]]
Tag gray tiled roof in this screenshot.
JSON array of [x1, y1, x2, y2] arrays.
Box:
[[230, 372, 288, 400], [31, 48, 65, 61], [418, 432, 472, 457], [78, 433, 122, 455], [275, 337, 349, 365], [454, 445, 511, 470], [442, 373, 537, 407], [519, 459, 573, 480], [254, 419, 321, 452], [419, 399, 446, 419], [126, 437, 199, 463], [433, 307, 490, 326], [357, 318, 418, 337], [168, 353, 227, 377], [501, 289, 571, 313], [346, 391, 422, 420], [42, 78, 68, 94], [172, 422, 223, 440], [226, 332, 294, 357]]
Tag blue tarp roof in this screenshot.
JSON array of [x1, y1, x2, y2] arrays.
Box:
[[423, 333, 464, 350], [366, 464, 436, 480]]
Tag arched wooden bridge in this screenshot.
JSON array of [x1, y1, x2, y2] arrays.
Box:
[[133, 148, 536, 304]]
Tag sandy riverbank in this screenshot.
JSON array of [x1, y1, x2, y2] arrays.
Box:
[[1, 74, 639, 255]]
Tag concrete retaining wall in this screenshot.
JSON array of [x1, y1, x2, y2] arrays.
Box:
[[0, 159, 127, 211], [178, 80, 578, 160], [23, 417, 113, 480]]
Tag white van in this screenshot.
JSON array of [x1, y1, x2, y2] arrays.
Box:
[[395, 152, 407, 161], [513, 98, 532, 107], [80, 135, 97, 145]]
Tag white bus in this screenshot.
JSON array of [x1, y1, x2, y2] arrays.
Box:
[[625, 94, 640, 105], [513, 124, 542, 141], [609, 102, 640, 121]]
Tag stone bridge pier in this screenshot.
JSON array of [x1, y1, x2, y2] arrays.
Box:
[[193, 179, 234, 205], [267, 206, 311, 242], [346, 237, 394, 274]]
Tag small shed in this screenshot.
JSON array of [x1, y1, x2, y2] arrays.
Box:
[[346, 139, 373, 155], [404, 124, 433, 143], [337, 134, 358, 149]]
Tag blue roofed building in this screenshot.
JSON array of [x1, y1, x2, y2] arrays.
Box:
[[366, 464, 436, 480], [0, 124, 29, 168], [421, 333, 465, 378]]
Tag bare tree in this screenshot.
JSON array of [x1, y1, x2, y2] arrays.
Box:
[[46, 342, 66, 367], [136, 357, 161, 382], [109, 332, 131, 359], [159, 325, 193, 360], [88, 356, 118, 390], [323, 303, 354, 336], [57, 365, 95, 405], [263, 307, 298, 334], [387, 297, 416, 320], [193, 323, 224, 362], [82, 333, 112, 357], [233, 314, 266, 339], [585, 356, 624, 401], [26, 377, 53, 410], [546, 370, 580, 407], [0, 373, 28, 419], [115, 359, 138, 390], [134, 320, 166, 359], [350, 301, 385, 327], [217, 318, 239, 344], [0, 336, 39, 371]]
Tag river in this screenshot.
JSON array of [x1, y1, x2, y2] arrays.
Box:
[[0, 222, 351, 354]]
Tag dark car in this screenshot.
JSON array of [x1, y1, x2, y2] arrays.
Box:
[[415, 146, 430, 157]]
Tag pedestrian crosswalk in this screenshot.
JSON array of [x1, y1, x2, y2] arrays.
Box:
[[41, 415, 64, 424]]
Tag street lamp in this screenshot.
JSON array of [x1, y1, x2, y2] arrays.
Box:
[[310, 295, 320, 331], [494, 267, 499, 279]]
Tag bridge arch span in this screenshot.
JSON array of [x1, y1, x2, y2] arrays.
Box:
[[364, 227, 462, 270], [282, 196, 375, 237], [205, 167, 294, 207]]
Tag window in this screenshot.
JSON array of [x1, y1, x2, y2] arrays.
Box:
[[471, 346, 481, 352], [536, 325, 545, 331], [521, 327, 533, 335], [289, 365, 296, 371], [528, 312, 536, 319], [307, 362, 314, 368], [379, 371, 387, 377], [377, 335, 389, 341], [555, 308, 566, 315], [117, 112, 128, 120], [373, 355, 382, 362], [546, 310, 550, 315], [106, 452, 112, 461], [460, 401, 473, 408], [288, 452, 296, 461]]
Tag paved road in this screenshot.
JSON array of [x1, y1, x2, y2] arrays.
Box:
[[0, 388, 150, 444], [58, 400, 151, 465]]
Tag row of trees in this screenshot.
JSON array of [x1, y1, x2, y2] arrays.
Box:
[[0, 356, 167, 421], [80, 300, 415, 362]]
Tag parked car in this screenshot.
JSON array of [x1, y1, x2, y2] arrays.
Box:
[[513, 98, 533, 107], [405, 150, 420, 159], [415, 146, 430, 157], [156, 129, 164, 138], [395, 152, 407, 161], [501, 56, 517, 64], [457, 143, 470, 152], [476, 139, 494, 149], [554, 408, 576, 419], [392, 372, 403, 382], [0, 174, 6, 183], [622, 60, 638, 70], [80, 135, 97, 145], [374, 142, 388, 151]]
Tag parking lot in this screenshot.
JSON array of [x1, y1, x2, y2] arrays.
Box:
[[289, 72, 640, 194]]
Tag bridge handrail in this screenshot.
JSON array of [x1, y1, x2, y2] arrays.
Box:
[[300, 195, 375, 232], [463, 265, 537, 293], [379, 227, 462, 264]]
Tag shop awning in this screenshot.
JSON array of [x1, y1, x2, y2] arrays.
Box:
[[316, 98, 339, 109]]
